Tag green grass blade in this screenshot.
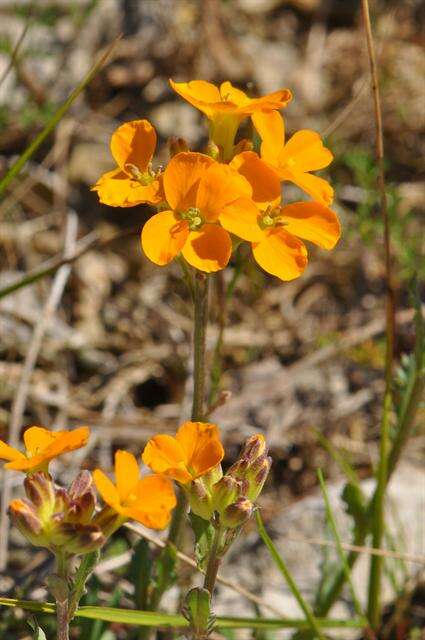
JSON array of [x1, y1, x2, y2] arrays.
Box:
[[255, 511, 326, 640], [317, 470, 367, 622], [314, 428, 361, 487], [0, 36, 120, 198], [0, 597, 366, 630]]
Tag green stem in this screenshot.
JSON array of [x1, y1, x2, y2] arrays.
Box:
[[141, 271, 210, 636], [191, 272, 210, 421], [203, 526, 222, 597], [367, 389, 391, 626], [55, 554, 70, 640]]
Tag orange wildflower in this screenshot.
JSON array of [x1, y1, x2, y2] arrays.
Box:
[[92, 119, 164, 207], [93, 450, 176, 530], [170, 79, 291, 160], [0, 426, 89, 473], [221, 151, 341, 281], [141, 151, 252, 272], [252, 111, 334, 205], [142, 421, 224, 484]]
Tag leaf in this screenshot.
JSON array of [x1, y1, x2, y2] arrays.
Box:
[[27, 616, 47, 640], [129, 538, 152, 610], [152, 543, 177, 596], [182, 587, 215, 635], [342, 482, 369, 534], [0, 597, 366, 630], [189, 512, 215, 572]]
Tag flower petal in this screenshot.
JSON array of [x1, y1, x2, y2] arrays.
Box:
[[280, 201, 341, 249], [252, 111, 285, 165], [252, 228, 308, 281], [176, 422, 224, 478], [23, 427, 56, 455], [219, 81, 250, 107], [42, 427, 90, 460], [0, 440, 25, 462], [181, 224, 232, 273], [163, 152, 215, 212], [93, 469, 121, 511], [142, 434, 192, 483], [239, 88, 292, 114], [115, 450, 140, 502], [220, 197, 263, 242], [133, 475, 177, 511], [278, 130, 333, 172], [230, 151, 281, 205], [283, 169, 334, 206], [92, 169, 163, 207], [110, 120, 156, 173], [141, 210, 189, 266], [169, 79, 221, 117], [196, 163, 252, 221]]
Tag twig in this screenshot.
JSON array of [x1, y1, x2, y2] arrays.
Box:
[[285, 534, 425, 566]]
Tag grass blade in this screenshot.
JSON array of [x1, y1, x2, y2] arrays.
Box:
[[255, 510, 326, 640], [0, 35, 120, 198], [317, 470, 367, 623], [0, 597, 366, 630]]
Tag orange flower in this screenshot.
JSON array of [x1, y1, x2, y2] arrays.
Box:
[[141, 151, 252, 272], [93, 450, 176, 530], [252, 111, 334, 205], [221, 151, 341, 281], [92, 119, 164, 207], [142, 421, 224, 484], [0, 426, 89, 473], [170, 79, 291, 160]]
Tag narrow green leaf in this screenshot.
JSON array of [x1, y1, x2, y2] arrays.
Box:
[[317, 470, 366, 622], [255, 511, 326, 640], [27, 616, 47, 640], [0, 597, 366, 630], [0, 35, 120, 198]]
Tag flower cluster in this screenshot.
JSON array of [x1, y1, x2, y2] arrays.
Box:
[[143, 422, 271, 532], [93, 79, 341, 280], [2, 421, 269, 553], [0, 426, 177, 557]]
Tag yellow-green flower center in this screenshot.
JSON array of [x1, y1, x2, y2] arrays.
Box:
[[180, 207, 204, 231], [259, 205, 287, 231], [125, 163, 156, 186]]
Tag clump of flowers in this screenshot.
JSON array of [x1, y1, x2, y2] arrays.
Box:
[[93, 78, 340, 281]]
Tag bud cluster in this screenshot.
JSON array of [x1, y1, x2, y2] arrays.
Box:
[[187, 434, 271, 529], [9, 470, 105, 555]]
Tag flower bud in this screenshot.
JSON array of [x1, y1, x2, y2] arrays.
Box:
[[211, 475, 240, 513], [220, 497, 253, 529], [67, 471, 96, 524], [240, 434, 266, 463], [64, 524, 104, 555], [8, 499, 44, 547], [187, 479, 213, 521], [24, 472, 55, 512], [168, 137, 189, 157], [93, 506, 125, 538], [246, 455, 272, 501], [227, 458, 249, 480]]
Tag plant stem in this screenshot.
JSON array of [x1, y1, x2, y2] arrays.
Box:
[[203, 526, 222, 597], [361, 0, 395, 628], [55, 554, 70, 640], [191, 271, 210, 421], [142, 270, 210, 636]]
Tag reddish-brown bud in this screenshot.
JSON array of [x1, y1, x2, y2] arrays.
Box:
[[168, 137, 189, 157], [221, 498, 253, 529]]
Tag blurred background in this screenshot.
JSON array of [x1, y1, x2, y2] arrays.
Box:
[[0, 0, 424, 637]]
